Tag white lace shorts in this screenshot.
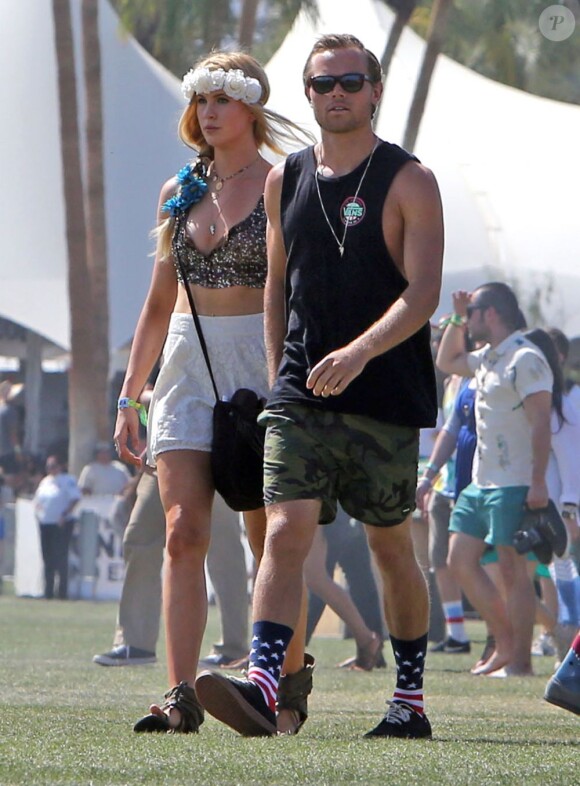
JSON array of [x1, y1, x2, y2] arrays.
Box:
[[147, 312, 268, 462]]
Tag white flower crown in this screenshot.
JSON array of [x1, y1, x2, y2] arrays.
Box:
[[181, 67, 263, 105]]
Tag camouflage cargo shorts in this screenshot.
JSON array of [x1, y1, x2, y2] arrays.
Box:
[[258, 403, 419, 527]]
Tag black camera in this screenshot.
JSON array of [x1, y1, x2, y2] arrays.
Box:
[[512, 500, 568, 565]]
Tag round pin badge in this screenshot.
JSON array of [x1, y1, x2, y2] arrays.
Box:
[[340, 196, 366, 227]]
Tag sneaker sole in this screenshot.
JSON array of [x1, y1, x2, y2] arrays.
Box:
[[364, 722, 433, 739], [365, 730, 433, 739], [92, 655, 157, 667], [195, 671, 276, 736]]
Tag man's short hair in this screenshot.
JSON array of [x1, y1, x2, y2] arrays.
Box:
[[475, 282, 527, 332], [94, 442, 112, 457], [302, 34, 383, 86]]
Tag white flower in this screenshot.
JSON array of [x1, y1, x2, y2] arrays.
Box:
[[193, 67, 214, 95], [180, 66, 262, 105], [223, 69, 248, 101], [209, 68, 226, 92], [244, 78, 263, 104], [181, 68, 198, 101]]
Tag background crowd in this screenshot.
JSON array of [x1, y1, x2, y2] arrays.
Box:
[[2, 291, 578, 663]]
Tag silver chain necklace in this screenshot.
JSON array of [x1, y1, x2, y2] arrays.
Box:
[[314, 138, 379, 258]]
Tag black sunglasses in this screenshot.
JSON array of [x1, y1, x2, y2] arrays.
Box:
[[466, 302, 490, 318], [308, 73, 373, 95]]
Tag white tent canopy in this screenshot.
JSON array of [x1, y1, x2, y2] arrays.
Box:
[[0, 0, 187, 354], [1, 0, 579, 353]]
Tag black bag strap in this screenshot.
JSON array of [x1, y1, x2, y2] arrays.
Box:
[[174, 254, 220, 404]]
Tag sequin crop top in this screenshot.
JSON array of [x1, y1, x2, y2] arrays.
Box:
[[172, 196, 267, 288]]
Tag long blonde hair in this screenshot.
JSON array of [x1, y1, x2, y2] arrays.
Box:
[[156, 50, 312, 260]]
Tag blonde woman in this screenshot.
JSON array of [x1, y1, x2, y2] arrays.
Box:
[[114, 52, 311, 735]]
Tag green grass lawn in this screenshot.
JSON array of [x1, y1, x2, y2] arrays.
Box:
[[0, 588, 578, 785]]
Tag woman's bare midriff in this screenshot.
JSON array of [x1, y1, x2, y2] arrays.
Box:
[[174, 283, 264, 317]]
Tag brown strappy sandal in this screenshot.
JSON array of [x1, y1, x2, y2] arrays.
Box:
[[276, 654, 315, 735], [337, 632, 386, 671], [133, 681, 204, 734]]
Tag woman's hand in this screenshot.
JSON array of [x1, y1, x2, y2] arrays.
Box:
[[114, 408, 143, 468]]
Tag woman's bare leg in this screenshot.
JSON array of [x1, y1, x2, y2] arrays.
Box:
[[304, 527, 377, 648], [150, 450, 213, 726]]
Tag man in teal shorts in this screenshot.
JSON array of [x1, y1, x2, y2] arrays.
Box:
[[195, 33, 443, 739], [437, 283, 553, 676]]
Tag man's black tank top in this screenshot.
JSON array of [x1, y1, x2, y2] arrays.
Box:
[[268, 140, 437, 428]]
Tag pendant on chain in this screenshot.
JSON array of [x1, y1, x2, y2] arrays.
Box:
[[315, 137, 379, 261], [210, 224, 216, 235]]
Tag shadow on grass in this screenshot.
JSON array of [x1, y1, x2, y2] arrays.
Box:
[[430, 736, 580, 747]]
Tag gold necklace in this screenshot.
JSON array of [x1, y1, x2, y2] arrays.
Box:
[[315, 138, 379, 258], [208, 155, 259, 235], [210, 155, 259, 193]]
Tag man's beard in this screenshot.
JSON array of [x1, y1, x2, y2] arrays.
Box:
[[313, 104, 373, 134]]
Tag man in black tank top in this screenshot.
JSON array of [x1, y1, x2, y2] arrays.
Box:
[[195, 35, 444, 740]]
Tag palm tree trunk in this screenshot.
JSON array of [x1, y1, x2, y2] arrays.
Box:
[[82, 0, 110, 443], [402, 0, 453, 153], [375, 1, 418, 130], [201, 0, 230, 50], [380, 1, 417, 82], [52, 0, 98, 475], [238, 0, 260, 51]]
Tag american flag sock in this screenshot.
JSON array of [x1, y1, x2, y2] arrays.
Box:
[[246, 620, 293, 713], [390, 632, 428, 714], [443, 600, 468, 642]]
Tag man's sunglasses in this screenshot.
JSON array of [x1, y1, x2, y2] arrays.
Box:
[[308, 73, 373, 95], [466, 302, 490, 318]]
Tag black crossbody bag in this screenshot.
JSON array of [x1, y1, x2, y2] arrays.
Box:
[[175, 256, 265, 512]]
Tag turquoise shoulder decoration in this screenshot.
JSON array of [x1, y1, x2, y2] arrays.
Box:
[[162, 160, 208, 217]]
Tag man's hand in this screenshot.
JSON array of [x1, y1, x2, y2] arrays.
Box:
[[526, 479, 549, 510], [452, 290, 471, 319], [306, 345, 367, 397], [415, 477, 432, 513]]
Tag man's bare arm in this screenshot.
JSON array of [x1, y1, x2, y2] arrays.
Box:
[[436, 290, 473, 377], [264, 163, 287, 389], [523, 390, 552, 509], [307, 162, 444, 397]]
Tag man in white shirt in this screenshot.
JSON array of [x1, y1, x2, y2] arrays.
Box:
[[33, 455, 82, 599], [79, 443, 131, 496], [437, 282, 553, 676]]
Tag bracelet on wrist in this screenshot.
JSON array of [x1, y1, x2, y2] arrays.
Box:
[[118, 397, 148, 427], [426, 461, 440, 473], [419, 475, 433, 487], [561, 502, 577, 519], [449, 313, 465, 328]]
